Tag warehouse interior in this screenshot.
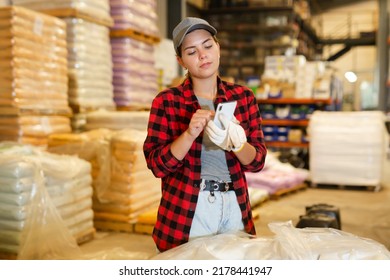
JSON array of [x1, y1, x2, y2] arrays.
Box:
[[0, 0, 389, 260]]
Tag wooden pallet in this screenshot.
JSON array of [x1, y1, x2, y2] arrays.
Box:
[[94, 220, 135, 233], [270, 183, 308, 200], [116, 104, 151, 112], [110, 29, 160, 44], [310, 183, 381, 192], [43, 8, 114, 27], [70, 104, 116, 114], [0, 251, 17, 260]]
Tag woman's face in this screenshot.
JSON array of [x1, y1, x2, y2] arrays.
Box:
[[177, 29, 220, 79]]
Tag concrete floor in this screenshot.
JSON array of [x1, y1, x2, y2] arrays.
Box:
[[79, 185, 390, 259]]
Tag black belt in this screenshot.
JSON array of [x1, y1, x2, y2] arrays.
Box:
[[201, 179, 234, 192]]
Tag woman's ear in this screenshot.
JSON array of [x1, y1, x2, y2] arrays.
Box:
[[176, 56, 186, 70]]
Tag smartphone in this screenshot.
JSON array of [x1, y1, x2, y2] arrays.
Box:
[[214, 101, 237, 129]]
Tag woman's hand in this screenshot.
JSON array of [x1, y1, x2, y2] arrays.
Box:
[[186, 109, 214, 140]]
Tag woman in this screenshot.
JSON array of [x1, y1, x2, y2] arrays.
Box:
[[143, 17, 267, 252]]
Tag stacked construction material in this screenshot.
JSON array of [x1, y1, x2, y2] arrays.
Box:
[[0, 6, 72, 147], [109, 0, 159, 109], [48, 128, 161, 232], [245, 152, 309, 196], [111, 37, 158, 108], [85, 109, 150, 131], [0, 143, 93, 259], [309, 111, 388, 190], [110, 0, 158, 36], [64, 17, 115, 112], [12, 0, 115, 131], [93, 129, 161, 231]]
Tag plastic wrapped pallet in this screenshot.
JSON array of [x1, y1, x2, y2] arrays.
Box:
[[0, 142, 93, 259], [111, 37, 158, 108], [0, 6, 72, 146], [48, 128, 161, 231], [93, 129, 161, 226], [64, 17, 115, 112], [308, 111, 388, 188]]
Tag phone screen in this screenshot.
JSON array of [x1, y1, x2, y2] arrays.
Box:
[[214, 101, 237, 129]]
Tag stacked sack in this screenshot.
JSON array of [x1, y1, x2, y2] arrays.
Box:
[[0, 6, 71, 147], [111, 37, 158, 108], [109, 0, 159, 109], [48, 128, 161, 232], [0, 143, 93, 259], [245, 151, 309, 195], [309, 111, 388, 189], [64, 17, 115, 111], [93, 129, 161, 230], [12, 0, 115, 132], [110, 0, 158, 36]]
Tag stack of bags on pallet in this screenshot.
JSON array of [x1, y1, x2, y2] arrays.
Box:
[[85, 109, 150, 131], [245, 151, 309, 196], [93, 129, 161, 231], [110, 0, 159, 36], [0, 6, 71, 147], [309, 111, 388, 188], [64, 16, 115, 111], [111, 37, 158, 108], [13, 0, 115, 132], [0, 143, 93, 259], [110, 0, 159, 109], [48, 128, 161, 232]]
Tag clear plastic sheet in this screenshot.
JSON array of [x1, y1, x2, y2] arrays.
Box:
[[153, 221, 390, 260], [0, 143, 84, 259]]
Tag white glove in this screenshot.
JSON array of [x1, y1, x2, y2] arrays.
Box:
[[205, 113, 247, 152], [219, 113, 247, 152], [205, 117, 232, 151]]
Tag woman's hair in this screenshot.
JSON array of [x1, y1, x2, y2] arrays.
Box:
[[177, 34, 219, 58]]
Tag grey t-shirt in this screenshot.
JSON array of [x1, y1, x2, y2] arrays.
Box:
[[197, 96, 231, 182]]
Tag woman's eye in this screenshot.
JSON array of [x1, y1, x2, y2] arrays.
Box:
[[205, 44, 212, 49]]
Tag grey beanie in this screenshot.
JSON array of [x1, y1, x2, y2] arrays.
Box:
[[172, 17, 217, 55]]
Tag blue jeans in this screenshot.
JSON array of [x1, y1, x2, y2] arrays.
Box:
[[189, 190, 244, 239]]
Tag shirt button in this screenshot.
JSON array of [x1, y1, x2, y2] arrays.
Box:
[[194, 184, 197, 187]]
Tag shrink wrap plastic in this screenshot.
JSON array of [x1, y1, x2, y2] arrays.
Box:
[[63, 17, 115, 110], [0, 143, 94, 259], [153, 221, 390, 260], [48, 128, 161, 225], [309, 111, 388, 187]]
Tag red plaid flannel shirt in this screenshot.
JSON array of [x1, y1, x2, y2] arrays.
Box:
[[143, 77, 267, 252]]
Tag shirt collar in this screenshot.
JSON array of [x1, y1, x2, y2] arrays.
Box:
[[182, 76, 231, 104]]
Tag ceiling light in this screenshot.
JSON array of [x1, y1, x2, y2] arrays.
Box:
[[344, 71, 357, 83]]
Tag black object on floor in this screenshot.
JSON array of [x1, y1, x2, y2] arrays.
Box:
[[296, 203, 341, 230]]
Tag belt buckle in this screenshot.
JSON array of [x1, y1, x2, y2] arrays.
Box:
[[212, 182, 219, 191]]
